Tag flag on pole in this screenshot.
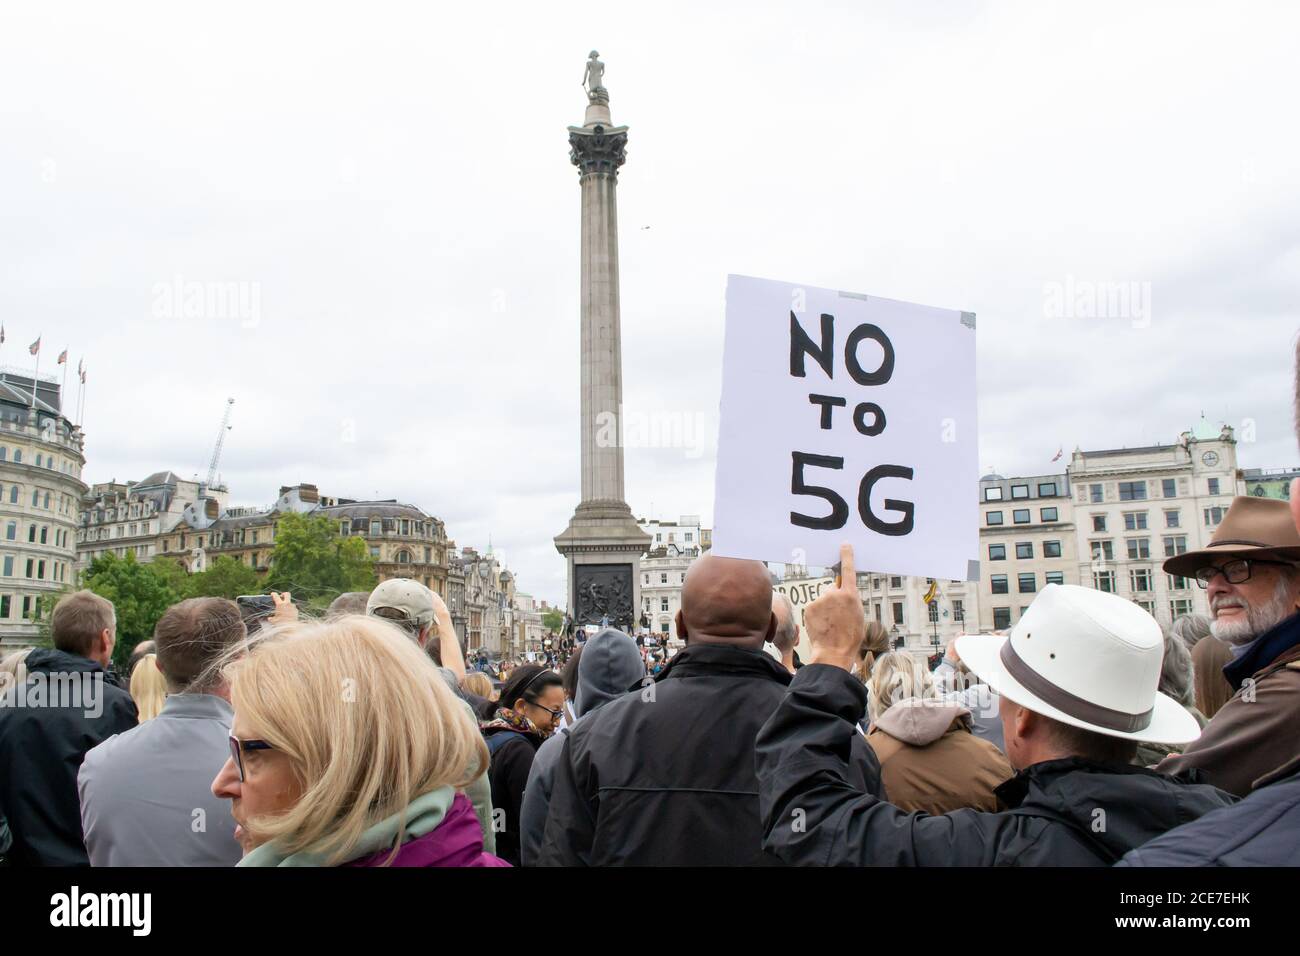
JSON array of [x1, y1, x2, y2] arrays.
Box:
[[57, 349, 68, 364], [78, 358, 85, 382], [923, 580, 938, 604], [0, 325, 5, 344], [29, 337, 40, 355], [1051, 446, 1063, 462]]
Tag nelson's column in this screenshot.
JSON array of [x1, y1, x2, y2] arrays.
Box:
[[554, 51, 650, 631]]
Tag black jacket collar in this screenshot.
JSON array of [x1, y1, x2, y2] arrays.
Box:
[[1222, 611, 1300, 690], [651, 643, 792, 687]]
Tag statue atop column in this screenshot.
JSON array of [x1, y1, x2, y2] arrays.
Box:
[[582, 50, 608, 105]]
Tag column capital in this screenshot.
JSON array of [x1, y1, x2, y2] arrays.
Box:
[[568, 125, 628, 179]]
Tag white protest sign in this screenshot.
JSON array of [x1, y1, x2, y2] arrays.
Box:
[[713, 275, 979, 581], [773, 576, 835, 662]]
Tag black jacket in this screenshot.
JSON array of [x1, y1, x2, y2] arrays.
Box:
[[0, 649, 137, 866], [756, 664, 1237, 866], [537, 644, 884, 866], [484, 725, 543, 867], [1118, 755, 1300, 866]]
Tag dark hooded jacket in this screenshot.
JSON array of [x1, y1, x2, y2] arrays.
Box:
[[756, 664, 1237, 866], [518, 628, 644, 866], [1118, 755, 1300, 866], [536, 643, 885, 866], [0, 649, 137, 866]]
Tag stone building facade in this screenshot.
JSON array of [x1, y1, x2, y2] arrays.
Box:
[[0, 373, 87, 649]]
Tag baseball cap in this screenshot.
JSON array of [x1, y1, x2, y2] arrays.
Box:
[[366, 578, 436, 630]]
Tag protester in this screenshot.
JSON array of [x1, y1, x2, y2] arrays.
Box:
[[1156, 497, 1300, 796], [461, 671, 496, 704], [128, 653, 168, 722], [0, 591, 138, 865], [933, 639, 1004, 751], [864, 651, 1012, 813], [756, 549, 1235, 866], [327, 590, 372, 618], [1191, 628, 1235, 719], [365, 579, 495, 852], [538, 554, 883, 866], [210, 614, 505, 866], [771, 592, 800, 674], [559, 643, 583, 729], [79, 598, 247, 866], [1133, 628, 1207, 768], [1119, 349, 1300, 865], [479, 664, 563, 866], [124, 639, 156, 682], [519, 627, 643, 866], [852, 620, 891, 683]]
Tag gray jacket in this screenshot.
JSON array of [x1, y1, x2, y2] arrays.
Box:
[[78, 693, 242, 867], [518, 628, 644, 866]]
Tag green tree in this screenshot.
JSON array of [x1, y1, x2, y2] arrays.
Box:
[[542, 609, 564, 632], [265, 512, 376, 605], [189, 555, 266, 599], [81, 552, 184, 667], [149, 556, 195, 600]]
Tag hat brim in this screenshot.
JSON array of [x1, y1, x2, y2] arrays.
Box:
[[1163, 544, 1300, 577], [953, 634, 1203, 744]]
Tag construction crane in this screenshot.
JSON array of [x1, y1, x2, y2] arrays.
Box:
[[204, 397, 235, 494]]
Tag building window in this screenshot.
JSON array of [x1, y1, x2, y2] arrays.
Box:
[[1012, 509, 1031, 524], [1162, 478, 1176, 498], [370, 520, 381, 536], [1094, 570, 1116, 592], [986, 511, 1004, 526], [890, 576, 902, 588], [1119, 481, 1147, 501], [952, 600, 964, 622], [1204, 506, 1226, 527], [396, 550, 411, 564], [1018, 573, 1036, 593], [1043, 540, 1062, 558], [991, 574, 1009, 594], [985, 487, 1003, 501], [0, 595, 8, 618], [660, 598, 669, 612], [1, 557, 10, 576], [1091, 540, 1114, 561], [928, 601, 939, 623], [1045, 571, 1064, 585], [644, 574, 649, 585], [1170, 599, 1193, 618], [1123, 512, 1148, 531], [1016, 542, 1033, 559], [401, 519, 410, 535], [989, 544, 1006, 560], [1092, 515, 1107, 532], [28, 526, 35, 543], [685, 532, 693, 542], [1131, 568, 1153, 592], [1011, 484, 1029, 499], [892, 602, 904, 625], [25, 559, 33, 578], [1207, 477, 1222, 495], [993, 607, 1011, 629], [1168, 574, 1189, 591], [1163, 535, 1187, 557], [660, 573, 667, 583], [1090, 483, 1104, 503], [655, 533, 662, 542], [369, 546, 379, 558], [39, 527, 47, 544], [1165, 510, 1180, 528], [7, 487, 14, 504], [1038, 482, 1057, 497], [1127, 538, 1151, 560], [11, 450, 19, 464], [1040, 507, 1058, 522]]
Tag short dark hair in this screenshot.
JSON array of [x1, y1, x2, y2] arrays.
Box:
[[561, 644, 584, 701], [1045, 715, 1138, 765], [154, 598, 246, 692], [51, 591, 115, 658]]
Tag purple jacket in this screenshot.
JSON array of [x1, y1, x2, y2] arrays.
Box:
[[346, 793, 510, 867]]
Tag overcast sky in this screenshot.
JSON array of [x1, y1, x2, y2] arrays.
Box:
[[3, 1, 1298, 604]]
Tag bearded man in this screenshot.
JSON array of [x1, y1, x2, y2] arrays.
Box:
[[1157, 496, 1300, 796]]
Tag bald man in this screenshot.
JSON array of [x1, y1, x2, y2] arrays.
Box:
[[537, 555, 883, 866]]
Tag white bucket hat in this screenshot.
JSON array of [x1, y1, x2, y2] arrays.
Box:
[[954, 584, 1201, 743]]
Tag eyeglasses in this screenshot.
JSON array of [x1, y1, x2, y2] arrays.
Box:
[[228, 735, 275, 783], [1194, 558, 1296, 589], [526, 698, 564, 721]]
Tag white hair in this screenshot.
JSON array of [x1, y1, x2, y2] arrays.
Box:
[[866, 651, 935, 724], [1210, 567, 1300, 645]]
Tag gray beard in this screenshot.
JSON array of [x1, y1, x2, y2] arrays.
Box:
[[1211, 577, 1297, 645]]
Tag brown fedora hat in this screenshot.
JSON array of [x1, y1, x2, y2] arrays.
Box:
[[1164, 496, 1300, 577]]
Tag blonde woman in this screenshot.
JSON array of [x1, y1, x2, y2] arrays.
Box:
[[865, 651, 1012, 814], [0, 648, 32, 692], [128, 653, 167, 721], [853, 621, 892, 684], [460, 671, 495, 703], [210, 615, 507, 867]]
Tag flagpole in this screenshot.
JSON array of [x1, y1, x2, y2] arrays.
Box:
[[29, 342, 40, 411], [77, 363, 84, 428], [60, 350, 68, 417]]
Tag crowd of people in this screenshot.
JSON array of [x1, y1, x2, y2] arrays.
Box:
[[2, 357, 1300, 869]]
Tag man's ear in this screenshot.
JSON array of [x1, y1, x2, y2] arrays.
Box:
[[675, 610, 688, 644], [154, 655, 164, 674], [765, 612, 777, 644]]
